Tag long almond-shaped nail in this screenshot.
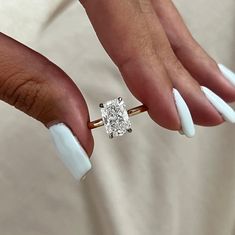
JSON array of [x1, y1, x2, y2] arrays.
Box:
[[218, 64, 235, 86], [173, 88, 195, 138], [49, 123, 92, 181], [201, 86, 235, 123]]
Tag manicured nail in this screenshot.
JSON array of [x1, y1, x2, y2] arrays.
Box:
[[173, 89, 195, 138], [218, 64, 235, 86], [49, 123, 92, 181], [201, 86, 235, 123]]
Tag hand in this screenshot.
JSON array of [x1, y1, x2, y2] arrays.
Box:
[[1, 0, 235, 181], [80, 0, 235, 130]]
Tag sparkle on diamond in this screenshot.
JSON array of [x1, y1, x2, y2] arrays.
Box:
[[101, 98, 131, 137]]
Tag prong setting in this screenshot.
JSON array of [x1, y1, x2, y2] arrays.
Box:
[[99, 103, 104, 108], [127, 128, 132, 133], [118, 97, 122, 103]]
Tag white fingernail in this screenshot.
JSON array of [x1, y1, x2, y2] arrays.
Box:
[[173, 89, 195, 138], [218, 64, 235, 86], [49, 123, 92, 181], [201, 86, 235, 123]]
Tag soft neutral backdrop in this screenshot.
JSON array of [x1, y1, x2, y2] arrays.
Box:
[[0, 1, 235, 235]]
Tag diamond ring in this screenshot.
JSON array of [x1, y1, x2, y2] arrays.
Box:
[[88, 97, 148, 138]]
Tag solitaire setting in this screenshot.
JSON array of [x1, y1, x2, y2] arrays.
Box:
[[100, 97, 132, 138], [88, 97, 147, 138]]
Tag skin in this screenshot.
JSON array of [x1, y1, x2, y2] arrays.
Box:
[[0, 0, 235, 156]]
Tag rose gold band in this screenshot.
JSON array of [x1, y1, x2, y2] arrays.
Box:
[[88, 104, 148, 129]]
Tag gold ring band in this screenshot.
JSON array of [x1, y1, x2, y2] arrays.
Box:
[[88, 104, 148, 129]]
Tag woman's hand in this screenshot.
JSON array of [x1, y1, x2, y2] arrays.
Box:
[[79, 0, 235, 129], [1, 0, 235, 181]]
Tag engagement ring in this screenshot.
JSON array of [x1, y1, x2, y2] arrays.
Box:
[[88, 97, 147, 138]]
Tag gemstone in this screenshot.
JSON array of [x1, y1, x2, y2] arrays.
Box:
[[100, 98, 131, 137]]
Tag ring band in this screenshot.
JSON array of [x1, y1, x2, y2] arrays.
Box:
[[88, 104, 148, 129]]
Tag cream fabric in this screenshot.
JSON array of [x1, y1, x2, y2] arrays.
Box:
[[0, 1, 235, 234]]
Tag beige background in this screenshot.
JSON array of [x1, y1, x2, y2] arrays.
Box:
[[0, 0, 235, 234]]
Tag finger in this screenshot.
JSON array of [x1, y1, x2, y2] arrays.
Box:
[[79, 0, 181, 131], [201, 86, 235, 123], [137, 0, 223, 126], [0, 33, 93, 180], [152, 0, 235, 102]]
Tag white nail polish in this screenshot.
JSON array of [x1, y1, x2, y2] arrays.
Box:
[[201, 86, 235, 123], [218, 64, 235, 86], [173, 89, 195, 138], [49, 123, 92, 181]]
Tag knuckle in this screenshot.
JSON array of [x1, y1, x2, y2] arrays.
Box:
[[13, 80, 41, 113], [0, 70, 48, 116]]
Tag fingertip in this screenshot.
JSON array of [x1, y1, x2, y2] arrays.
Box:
[[147, 87, 181, 131], [218, 63, 235, 87], [175, 83, 224, 126], [201, 86, 235, 123], [49, 123, 92, 181], [173, 88, 195, 137]]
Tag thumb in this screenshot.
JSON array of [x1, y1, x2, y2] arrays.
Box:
[[0, 33, 93, 181]]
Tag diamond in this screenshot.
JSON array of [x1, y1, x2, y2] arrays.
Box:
[[100, 98, 131, 137]]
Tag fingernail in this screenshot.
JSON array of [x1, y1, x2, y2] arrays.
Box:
[[201, 86, 235, 123], [218, 64, 235, 86], [173, 88, 195, 138], [49, 123, 92, 181]]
